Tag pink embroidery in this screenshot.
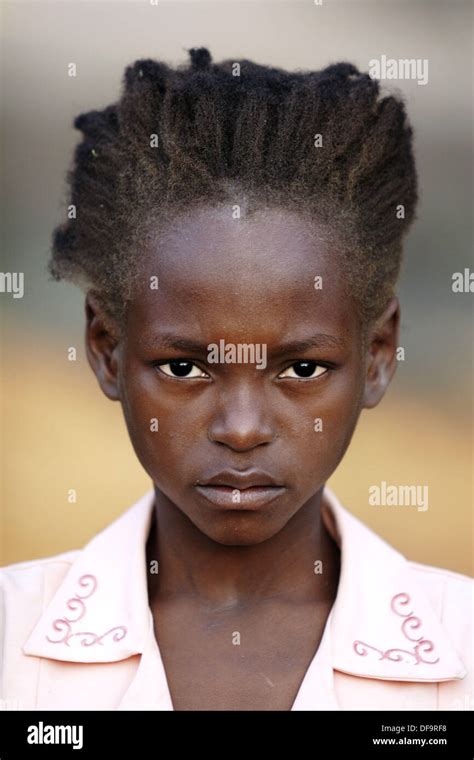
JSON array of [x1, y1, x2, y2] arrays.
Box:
[[46, 574, 127, 647], [353, 592, 440, 665]]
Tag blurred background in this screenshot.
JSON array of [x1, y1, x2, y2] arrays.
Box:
[[1, 0, 472, 574]]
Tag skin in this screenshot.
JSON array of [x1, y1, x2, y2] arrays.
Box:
[[85, 206, 400, 710]]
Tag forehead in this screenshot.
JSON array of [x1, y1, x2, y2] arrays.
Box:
[[145, 205, 334, 281], [127, 205, 359, 342]]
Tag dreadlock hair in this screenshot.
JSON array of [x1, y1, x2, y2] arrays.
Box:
[[48, 47, 418, 335]]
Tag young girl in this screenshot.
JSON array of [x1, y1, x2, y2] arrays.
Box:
[[1, 48, 472, 711]]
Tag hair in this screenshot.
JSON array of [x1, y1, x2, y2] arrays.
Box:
[[48, 47, 418, 333]]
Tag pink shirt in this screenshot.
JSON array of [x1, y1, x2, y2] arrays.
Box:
[[1, 488, 472, 710]]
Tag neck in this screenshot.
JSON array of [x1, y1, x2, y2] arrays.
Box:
[[146, 487, 341, 610]]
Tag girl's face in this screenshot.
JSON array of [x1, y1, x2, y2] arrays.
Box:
[[86, 206, 399, 546]]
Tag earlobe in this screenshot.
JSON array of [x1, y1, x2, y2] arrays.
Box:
[[84, 292, 121, 401], [362, 297, 400, 410]]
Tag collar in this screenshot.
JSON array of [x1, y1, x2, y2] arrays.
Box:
[[22, 487, 467, 682], [321, 489, 466, 681]]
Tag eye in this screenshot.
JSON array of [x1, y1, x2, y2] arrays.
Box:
[[278, 361, 329, 380], [156, 361, 208, 379]]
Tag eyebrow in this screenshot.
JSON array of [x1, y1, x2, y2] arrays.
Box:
[[271, 335, 346, 355], [141, 332, 346, 355]]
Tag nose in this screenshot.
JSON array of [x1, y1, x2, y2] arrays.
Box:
[[208, 383, 276, 452]]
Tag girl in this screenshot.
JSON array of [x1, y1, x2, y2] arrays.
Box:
[[1, 48, 472, 711]]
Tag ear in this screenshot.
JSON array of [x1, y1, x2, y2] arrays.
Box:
[[363, 296, 400, 409], [84, 292, 121, 401]]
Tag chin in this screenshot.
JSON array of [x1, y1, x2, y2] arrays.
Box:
[[196, 514, 284, 547]]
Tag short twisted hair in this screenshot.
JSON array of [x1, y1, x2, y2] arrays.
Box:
[[48, 47, 418, 330]]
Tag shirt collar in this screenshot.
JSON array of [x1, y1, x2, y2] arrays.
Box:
[[23, 491, 154, 663], [322, 488, 466, 681], [22, 487, 467, 682]]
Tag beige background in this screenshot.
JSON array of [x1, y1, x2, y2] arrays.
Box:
[[1, 0, 473, 575]]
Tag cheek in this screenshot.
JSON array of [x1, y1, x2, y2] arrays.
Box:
[[118, 362, 206, 479], [293, 369, 365, 473], [321, 371, 365, 459]]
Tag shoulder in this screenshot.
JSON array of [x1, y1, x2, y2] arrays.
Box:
[[1, 549, 80, 576], [408, 558, 473, 599], [0, 550, 80, 606], [0, 551, 81, 674], [0, 551, 81, 708], [408, 559, 473, 610], [408, 559, 473, 658]]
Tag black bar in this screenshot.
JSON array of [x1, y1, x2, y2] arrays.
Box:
[[0, 710, 472, 757]]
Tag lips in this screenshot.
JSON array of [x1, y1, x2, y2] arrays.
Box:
[[195, 470, 286, 510], [197, 469, 284, 490]]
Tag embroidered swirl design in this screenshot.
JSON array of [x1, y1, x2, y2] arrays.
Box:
[[46, 574, 127, 647], [353, 592, 440, 665]]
